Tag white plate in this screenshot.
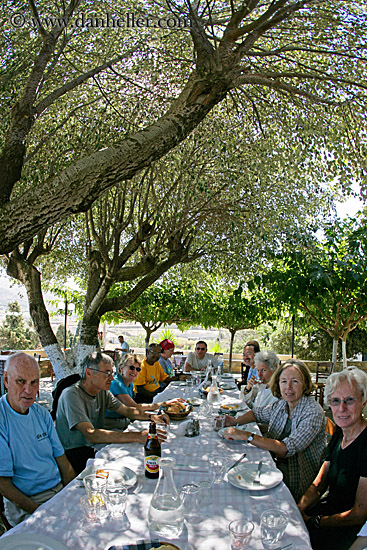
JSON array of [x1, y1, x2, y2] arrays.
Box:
[[0, 533, 68, 550], [186, 397, 203, 406], [221, 373, 233, 379], [219, 383, 237, 390], [171, 381, 187, 386], [77, 464, 137, 487], [227, 462, 283, 491], [220, 402, 247, 412]]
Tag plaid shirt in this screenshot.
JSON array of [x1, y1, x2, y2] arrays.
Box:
[[253, 394, 326, 501]]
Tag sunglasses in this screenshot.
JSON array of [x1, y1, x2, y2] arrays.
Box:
[[330, 397, 358, 407], [196, 347, 206, 351], [129, 365, 141, 372]]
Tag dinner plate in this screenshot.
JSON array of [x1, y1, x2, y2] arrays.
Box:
[[220, 402, 247, 412], [219, 383, 237, 390], [227, 462, 283, 491], [170, 381, 187, 386], [77, 464, 137, 487], [220, 373, 233, 379], [186, 397, 203, 406], [0, 533, 68, 550], [106, 539, 182, 550]]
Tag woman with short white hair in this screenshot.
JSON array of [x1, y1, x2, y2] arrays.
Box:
[[241, 350, 279, 408], [298, 367, 367, 550]]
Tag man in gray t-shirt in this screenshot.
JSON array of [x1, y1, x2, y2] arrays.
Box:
[[184, 341, 218, 372], [55, 351, 167, 474]]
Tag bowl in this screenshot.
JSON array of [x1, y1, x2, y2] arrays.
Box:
[[165, 403, 193, 420]]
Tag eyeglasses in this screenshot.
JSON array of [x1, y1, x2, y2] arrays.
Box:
[[196, 347, 206, 351], [129, 365, 141, 372], [330, 397, 358, 407], [88, 367, 114, 378]]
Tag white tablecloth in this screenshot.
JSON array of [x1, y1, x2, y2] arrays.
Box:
[[1, 379, 312, 550]]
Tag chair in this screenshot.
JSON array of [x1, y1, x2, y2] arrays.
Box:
[[51, 373, 81, 420], [326, 417, 336, 437], [0, 494, 12, 531], [34, 354, 41, 397], [314, 362, 333, 407], [0, 359, 5, 396], [238, 362, 249, 388]]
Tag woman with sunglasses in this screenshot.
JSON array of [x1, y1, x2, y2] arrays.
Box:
[[298, 367, 367, 550], [105, 354, 181, 430]]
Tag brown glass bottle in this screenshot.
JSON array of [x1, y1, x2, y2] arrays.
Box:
[[144, 421, 161, 479]]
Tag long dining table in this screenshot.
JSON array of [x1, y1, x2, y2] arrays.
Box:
[[1, 376, 312, 550]]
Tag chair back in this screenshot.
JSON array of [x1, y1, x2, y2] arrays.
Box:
[[240, 362, 250, 384], [51, 373, 81, 420], [326, 417, 337, 436], [316, 362, 333, 383]]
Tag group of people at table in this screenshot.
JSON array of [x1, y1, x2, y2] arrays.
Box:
[[0, 338, 367, 550]]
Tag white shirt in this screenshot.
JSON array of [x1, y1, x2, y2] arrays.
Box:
[[185, 351, 218, 371]]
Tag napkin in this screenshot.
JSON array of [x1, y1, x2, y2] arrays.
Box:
[[176, 419, 191, 436]]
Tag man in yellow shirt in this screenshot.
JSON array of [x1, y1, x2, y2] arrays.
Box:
[[134, 343, 175, 402]]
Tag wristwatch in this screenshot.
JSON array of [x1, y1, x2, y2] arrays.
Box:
[[244, 387, 251, 394], [247, 433, 255, 443], [309, 515, 322, 529]]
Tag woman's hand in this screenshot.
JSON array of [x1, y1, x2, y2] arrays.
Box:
[[223, 427, 246, 441]]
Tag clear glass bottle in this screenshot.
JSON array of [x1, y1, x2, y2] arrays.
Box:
[[148, 457, 184, 538], [207, 374, 221, 404]]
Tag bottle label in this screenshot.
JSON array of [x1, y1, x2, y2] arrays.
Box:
[[145, 455, 159, 474]]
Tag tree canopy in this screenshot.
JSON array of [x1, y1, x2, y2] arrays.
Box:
[[259, 215, 367, 368], [1, 0, 366, 253]]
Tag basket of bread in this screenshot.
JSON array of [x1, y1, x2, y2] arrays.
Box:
[[164, 402, 193, 420]]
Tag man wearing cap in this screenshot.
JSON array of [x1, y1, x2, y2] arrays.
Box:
[[159, 339, 175, 375], [184, 341, 219, 372], [0, 353, 75, 526]]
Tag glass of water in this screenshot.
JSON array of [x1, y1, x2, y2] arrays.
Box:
[[228, 518, 254, 549], [105, 485, 128, 518], [261, 509, 288, 548]]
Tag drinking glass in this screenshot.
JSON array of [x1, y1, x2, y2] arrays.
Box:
[[105, 485, 128, 518], [83, 474, 108, 503], [80, 494, 108, 522], [260, 509, 288, 548], [198, 480, 213, 506], [180, 483, 200, 521], [228, 519, 254, 549], [208, 455, 230, 484], [213, 415, 225, 431]]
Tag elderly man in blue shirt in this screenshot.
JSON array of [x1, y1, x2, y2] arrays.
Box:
[[0, 353, 75, 526]]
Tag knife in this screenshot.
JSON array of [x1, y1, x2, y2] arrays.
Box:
[[253, 460, 263, 484], [227, 453, 246, 472]]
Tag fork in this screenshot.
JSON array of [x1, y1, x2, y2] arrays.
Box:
[[253, 460, 263, 484]]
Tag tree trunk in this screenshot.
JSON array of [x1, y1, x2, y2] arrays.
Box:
[[341, 338, 348, 369], [228, 330, 236, 373], [145, 328, 153, 352], [332, 339, 338, 372], [6, 255, 70, 380]]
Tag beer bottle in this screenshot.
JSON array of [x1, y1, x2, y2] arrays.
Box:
[[144, 421, 161, 479]]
